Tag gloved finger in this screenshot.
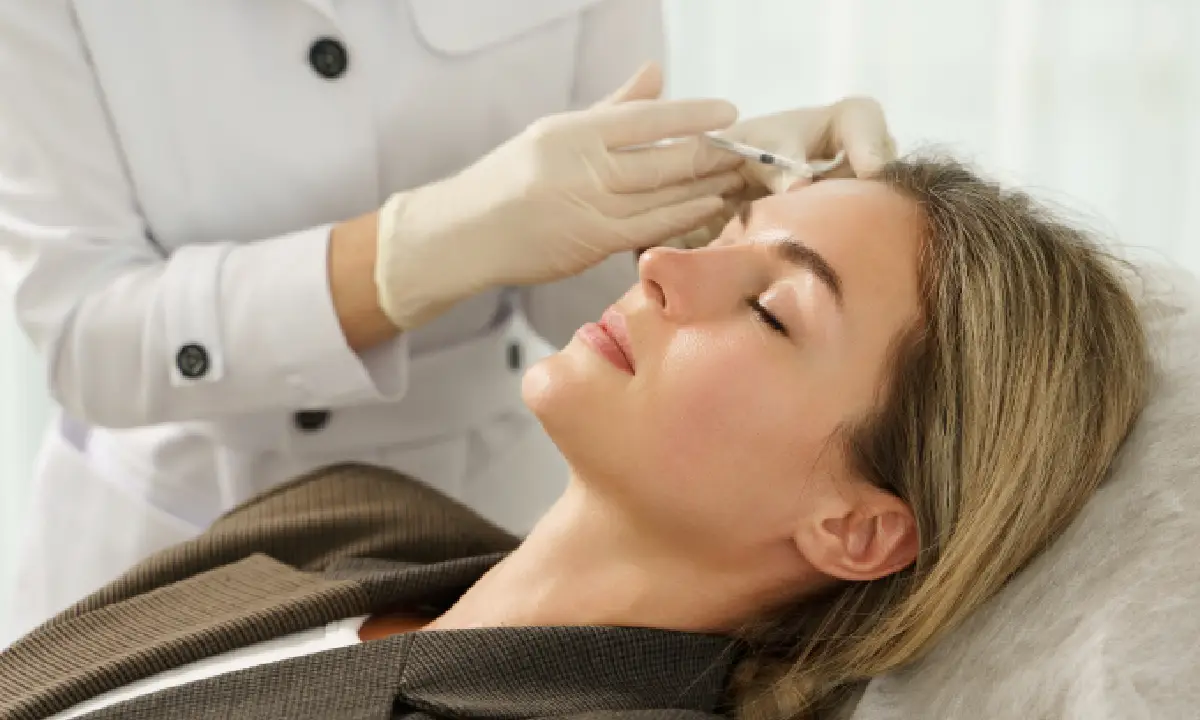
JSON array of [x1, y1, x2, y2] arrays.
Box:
[[742, 164, 810, 196], [808, 161, 855, 180], [661, 194, 744, 249], [609, 171, 744, 218], [736, 137, 808, 195], [610, 196, 728, 251], [659, 226, 713, 251], [782, 176, 817, 192], [606, 137, 743, 192], [594, 61, 664, 107], [829, 97, 895, 177], [659, 181, 780, 249], [593, 98, 739, 150]]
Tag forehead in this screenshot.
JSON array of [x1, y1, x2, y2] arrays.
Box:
[[750, 180, 923, 295], [746, 181, 925, 353], [748, 179, 922, 257]]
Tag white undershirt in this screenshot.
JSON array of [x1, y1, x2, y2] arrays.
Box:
[[51, 615, 369, 719]]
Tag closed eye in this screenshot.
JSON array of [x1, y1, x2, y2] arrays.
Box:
[[749, 298, 788, 337]]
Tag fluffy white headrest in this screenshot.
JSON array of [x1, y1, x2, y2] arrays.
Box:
[[849, 263, 1200, 719]]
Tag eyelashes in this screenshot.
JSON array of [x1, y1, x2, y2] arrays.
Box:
[[748, 298, 789, 337], [666, 245, 791, 338]]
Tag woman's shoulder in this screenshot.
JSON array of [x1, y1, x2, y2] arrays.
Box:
[[212, 462, 521, 569]]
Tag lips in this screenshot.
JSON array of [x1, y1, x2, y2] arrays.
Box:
[[575, 308, 635, 375], [598, 308, 635, 372]]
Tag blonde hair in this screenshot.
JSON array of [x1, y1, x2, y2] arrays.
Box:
[[733, 157, 1151, 719]]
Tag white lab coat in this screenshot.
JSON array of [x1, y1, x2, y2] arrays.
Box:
[[0, 0, 657, 643]]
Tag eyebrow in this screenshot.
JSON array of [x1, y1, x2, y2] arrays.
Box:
[[739, 203, 844, 306]]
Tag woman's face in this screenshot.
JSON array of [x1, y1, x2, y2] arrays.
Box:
[[523, 179, 924, 554]]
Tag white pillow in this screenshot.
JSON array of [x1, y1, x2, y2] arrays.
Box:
[[848, 263, 1200, 720]]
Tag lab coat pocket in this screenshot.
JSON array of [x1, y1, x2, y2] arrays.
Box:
[[401, 0, 601, 177], [87, 424, 228, 530], [7, 428, 200, 642], [407, 0, 602, 55]]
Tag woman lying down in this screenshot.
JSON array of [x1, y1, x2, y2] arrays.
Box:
[[0, 157, 1150, 720]]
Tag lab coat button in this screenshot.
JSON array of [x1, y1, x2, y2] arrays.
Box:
[[308, 38, 349, 79], [175, 343, 209, 379], [294, 410, 331, 432], [506, 341, 523, 371]]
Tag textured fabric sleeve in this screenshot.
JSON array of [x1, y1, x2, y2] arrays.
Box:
[[45, 464, 518, 625], [0, 465, 519, 720]]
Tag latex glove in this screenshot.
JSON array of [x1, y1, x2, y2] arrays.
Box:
[[375, 63, 745, 330], [728, 95, 896, 192], [664, 96, 896, 250]]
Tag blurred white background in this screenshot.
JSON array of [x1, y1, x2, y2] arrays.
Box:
[[2, 0, 1198, 619]]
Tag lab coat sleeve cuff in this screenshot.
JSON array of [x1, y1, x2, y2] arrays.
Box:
[[219, 224, 409, 407]]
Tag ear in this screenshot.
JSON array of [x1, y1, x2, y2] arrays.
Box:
[[793, 484, 918, 582]]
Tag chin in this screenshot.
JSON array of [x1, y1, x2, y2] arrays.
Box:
[[520, 350, 589, 435], [520, 356, 560, 418], [522, 336, 616, 414], [521, 345, 628, 475]]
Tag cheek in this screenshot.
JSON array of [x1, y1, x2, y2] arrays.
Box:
[[641, 330, 817, 473], [629, 331, 837, 538]]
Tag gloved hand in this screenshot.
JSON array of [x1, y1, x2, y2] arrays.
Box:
[[663, 96, 896, 250], [728, 95, 896, 192], [374, 63, 745, 331]]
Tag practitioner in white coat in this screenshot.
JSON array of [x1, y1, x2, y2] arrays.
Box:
[[0, 0, 895, 642]]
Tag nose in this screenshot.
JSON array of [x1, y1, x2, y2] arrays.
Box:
[[637, 245, 748, 322]]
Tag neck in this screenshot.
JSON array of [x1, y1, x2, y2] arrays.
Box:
[[428, 475, 811, 634]]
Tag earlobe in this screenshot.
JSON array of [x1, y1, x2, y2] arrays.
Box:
[[796, 492, 918, 583]]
